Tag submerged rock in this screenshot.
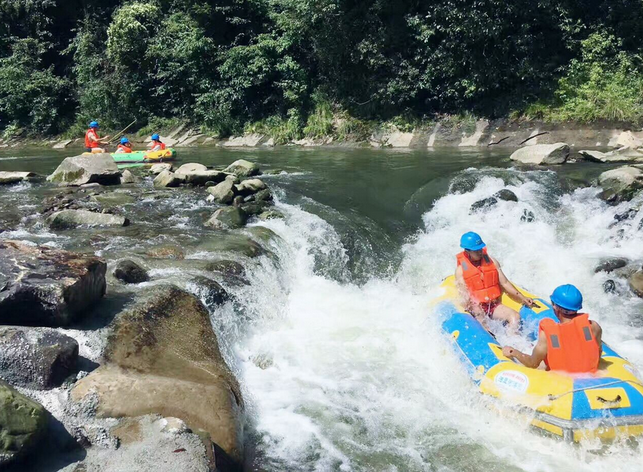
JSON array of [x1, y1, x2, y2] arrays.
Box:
[[46, 209, 130, 229], [204, 207, 248, 229], [494, 189, 518, 202], [0, 327, 78, 389], [598, 166, 643, 203], [510, 143, 570, 165], [0, 171, 37, 185], [206, 260, 246, 279], [71, 285, 244, 462], [594, 258, 628, 273], [224, 159, 260, 177], [113, 260, 149, 284], [470, 196, 498, 212], [603, 279, 617, 294], [190, 276, 230, 306], [146, 245, 185, 260], [520, 209, 536, 222], [0, 379, 49, 467], [47, 153, 120, 186], [0, 241, 106, 327], [629, 270, 643, 297]]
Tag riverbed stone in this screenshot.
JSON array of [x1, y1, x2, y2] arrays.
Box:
[[239, 201, 271, 216], [0, 241, 106, 326], [235, 178, 267, 195], [71, 285, 243, 463], [48, 153, 121, 186], [113, 260, 149, 284], [629, 270, 643, 297], [494, 189, 518, 202], [153, 169, 185, 188], [149, 163, 173, 175], [204, 207, 248, 229], [0, 171, 37, 185], [195, 234, 265, 258], [175, 163, 207, 173], [598, 166, 643, 203], [90, 192, 137, 207], [253, 188, 274, 203], [594, 258, 628, 273], [206, 260, 246, 279], [579, 149, 643, 163], [190, 276, 230, 306], [258, 209, 285, 220], [176, 169, 225, 186], [120, 169, 138, 184], [46, 209, 130, 229], [206, 175, 238, 204], [0, 327, 78, 389], [0, 380, 49, 467], [146, 245, 186, 260], [223, 159, 260, 177], [510, 143, 570, 165]]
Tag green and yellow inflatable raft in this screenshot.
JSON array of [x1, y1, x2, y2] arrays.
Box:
[[434, 275, 643, 442]]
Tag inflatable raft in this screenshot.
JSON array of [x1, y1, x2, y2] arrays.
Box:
[[110, 148, 176, 164], [434, 275, 643, 442]]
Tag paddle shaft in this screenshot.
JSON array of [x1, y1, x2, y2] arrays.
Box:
[[107, 119, 137, 145]]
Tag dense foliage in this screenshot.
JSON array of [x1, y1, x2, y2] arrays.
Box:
[[1, 0, 643, 137]]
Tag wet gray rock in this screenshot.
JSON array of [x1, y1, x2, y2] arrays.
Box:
[[48, 153, 121, 186], [510, 143, 570, 165], [149, 163, 173, 175], [253, 188, 274, 202], [579, 148, 643, 164], [258, 209, 285, 220], [629, 270, 643, 297], [90, 192, 137, 207], [613, 208, 639, 223], [239, 201, 271, 216], [46, 209, 130, 229], [195, 234, 265, 258], [494, 189, 518, 202], [235, 178, 266, 196], [603, 279, 617, 294], [206, 260, 246, 279], [120, 169, 138, 184], [153, 170, 185, 188], [176, 169, 225, 186], [598, 166, 643, 204], [174, 163, 207, 174], [204, 207, 248, 230], [224, 159, 260, 177], [206, 175, 238, 204], [520, 209, 536, 222], [470, 196, 498, 212], [190, 276, 230, 306], [114, 260, 149, 284], [594, 258, 628, 273], [0, 171, 37, 185], [146, 245, 185, 260], [0, 380, 49, 467], [0, 240, 106, 327], [0, 327, 78, 389]]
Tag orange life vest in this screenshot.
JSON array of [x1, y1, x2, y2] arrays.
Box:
[[151, 140, 166, 150], [539, 314, 600, 373], [456, 248, 502, 303], [117, 144, 132, 153], [85, 129, 99, 148]]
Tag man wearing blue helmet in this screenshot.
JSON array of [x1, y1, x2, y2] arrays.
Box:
[[456, 232, 534, 329], [502, 285, 602, 372], [84, 121, 109, 153]]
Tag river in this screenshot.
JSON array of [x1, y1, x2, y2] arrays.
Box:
[[1, 146, 643, 471]]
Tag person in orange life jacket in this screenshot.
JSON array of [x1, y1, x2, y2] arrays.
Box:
[[115, 137, 133, 153], [84, 121, 109, 153], [456, 232, 535, 329], [149, 133, 166, 151], [502, 285, 602, 372]]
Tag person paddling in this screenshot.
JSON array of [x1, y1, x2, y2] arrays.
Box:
[[456, 232, 534, 329], [84, 121, 109, 153], [502, 285, 602, 372], [149, 133, 166, 151], [115, 137, 133, 153]]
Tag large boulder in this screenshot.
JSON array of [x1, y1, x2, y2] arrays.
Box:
[[579, 149, 643, 164], [204, 207, 248, 229], [629, 270, 643, 298], [0, 380, 49, 467], [598, 166, 643, 203], [0, 241, 106, 326], [0, 171, 37, 185], [175, 163, 225, 186], [47, 153, 121, 186], [153, 169, 185, 188], [510, 143, 570, 165], [0, 327, 78, 389], [46, 209, 130, 229], [223, 159, 260, 177], [71, 285, 243, 463], [594, 258, 628, 274], [206, 175, 238, 204], [113, 260, 149, 284], [235, 178, 267, 196]]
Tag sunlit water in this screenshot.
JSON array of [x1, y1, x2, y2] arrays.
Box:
[[1, 146, 642, 471]]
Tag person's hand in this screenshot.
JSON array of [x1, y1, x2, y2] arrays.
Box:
[[522, 297, 535, 308], [502, 346, 516, 359]]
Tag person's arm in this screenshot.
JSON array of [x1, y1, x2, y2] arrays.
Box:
[[592, 321, 603, 350], [493, 257, 535, 307], [502, 331, 547, 368], [455, 265, 470, 306]]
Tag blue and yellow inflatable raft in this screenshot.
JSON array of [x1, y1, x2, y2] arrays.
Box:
[[434, 275, 643, 442]]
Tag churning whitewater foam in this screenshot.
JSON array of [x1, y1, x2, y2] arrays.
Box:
[[228, 168, 643, 471]]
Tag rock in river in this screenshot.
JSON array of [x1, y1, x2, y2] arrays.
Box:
[[629, 270, 643, 298], [0, 171, 37, 185], [207, 175, 239, 204], [510, 143, 570, 165], [0, 240, 106, 326], [0, 326, 78, 389], [224, 159, 260, 177], [0, 379, 49, 467], [71, 285, 244, 463], [46, 209, 130, 229], [153, 169, 185, 188], [205, 207, 248, 229], [47, 153, 121, 186], [113, 260, 149, 284], [175, 163, 225, 186], [594, 258, 628, 274], [598, 166, 643, 203]]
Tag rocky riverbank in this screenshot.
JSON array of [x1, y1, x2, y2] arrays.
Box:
[[0, 155, 282, 471]]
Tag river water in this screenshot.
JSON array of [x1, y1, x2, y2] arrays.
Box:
[[1, 146, 643, 471]]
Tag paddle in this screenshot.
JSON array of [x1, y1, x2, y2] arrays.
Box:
[[106, 119, 138, 146]]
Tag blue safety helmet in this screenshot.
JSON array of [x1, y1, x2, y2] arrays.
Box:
[[89, 121, 99, 129], [550, 284, 583, 311], [120, 137, 129, 145], [151, 133, 160, 141], [460, 231, 486, 251]]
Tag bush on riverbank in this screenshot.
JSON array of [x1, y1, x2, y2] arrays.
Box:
[[1, 1, 643, 138]]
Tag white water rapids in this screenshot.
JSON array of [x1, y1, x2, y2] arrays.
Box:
[[222, 168, 643, 471]]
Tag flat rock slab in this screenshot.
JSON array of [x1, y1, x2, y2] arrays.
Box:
[[0, 171, 37, 185], [47, 153, 120, 186], [46, 209, 130, 229], [0, 240, 106, 326], [0, 326, 78, 389], [510, 143, 570, 165]]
